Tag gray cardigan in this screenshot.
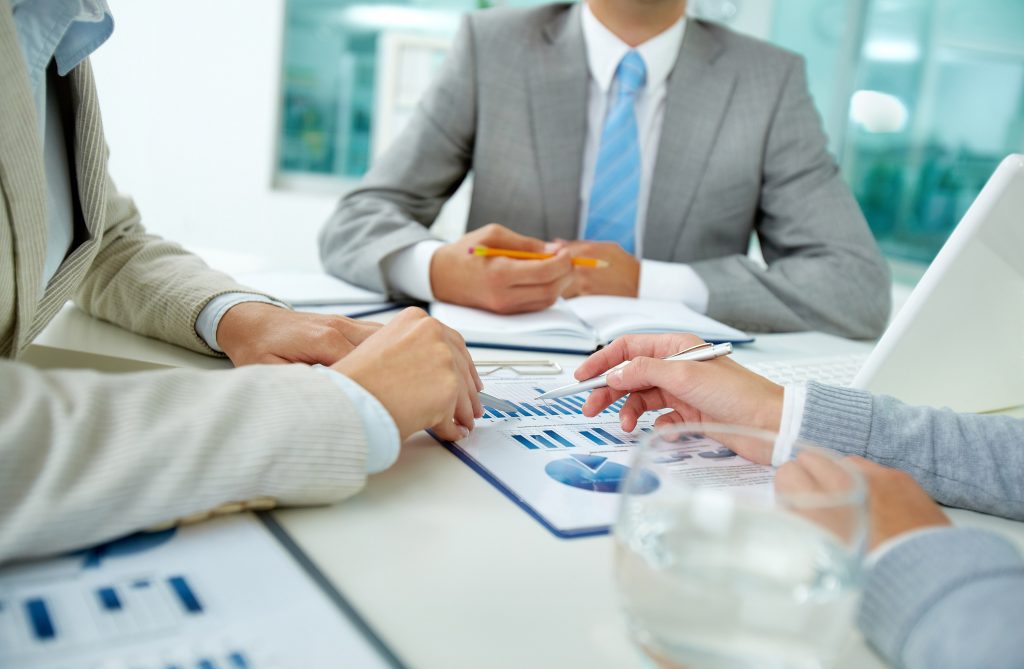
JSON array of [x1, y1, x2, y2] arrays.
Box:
[[800, 382, 1024, 668]]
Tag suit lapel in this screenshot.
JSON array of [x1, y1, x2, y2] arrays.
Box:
[[528, 3, 588, 242], [64, 61, 106, 241], [29, 61, 107, 342], [643, 20, 736, 260], [0, 1, 48, 354]]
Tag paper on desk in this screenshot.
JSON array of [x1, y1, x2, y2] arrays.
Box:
[[235, 270, 389, 305], [446, 371, 773, 537], [0, 513, 398, 669], [298, 302, 400, 318]]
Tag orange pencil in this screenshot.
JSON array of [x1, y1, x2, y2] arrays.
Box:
[[469, 245, 609, 268]]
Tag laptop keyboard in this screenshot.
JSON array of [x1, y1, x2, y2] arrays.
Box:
[[745, 354, 870, 387]]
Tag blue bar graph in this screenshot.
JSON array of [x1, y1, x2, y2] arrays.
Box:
[[592, 427, 624, 445], [132, 579, 151, 589], [97, 586, 123, 611], [25, 598, 55, 641], [552, 398, 583, 415], [561, 395, 586, 409], [514, 403, 546, 417], [512, 434, 539, 450], [167, 576, 203, 614], [579, 430, 604, 445], [530, 434, 558, 449], [543, 430, 575, 448], [228, 651, 251, 669], [198, 660, 217, 669]]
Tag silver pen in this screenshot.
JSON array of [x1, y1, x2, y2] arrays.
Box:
[[479, 391, 518, 413], [534, 342, 733, 401]]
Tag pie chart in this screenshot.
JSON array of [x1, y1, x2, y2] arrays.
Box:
[[545, 454, 659, 494]]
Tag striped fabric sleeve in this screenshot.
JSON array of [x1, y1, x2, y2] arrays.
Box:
[[0, 361, 369, 563]]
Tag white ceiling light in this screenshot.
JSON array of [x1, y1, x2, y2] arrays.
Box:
[[849, 90, 909, 133]]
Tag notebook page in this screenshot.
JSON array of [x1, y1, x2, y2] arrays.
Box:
[[565, 296, 751, 343], [430, 300, 594, 338]]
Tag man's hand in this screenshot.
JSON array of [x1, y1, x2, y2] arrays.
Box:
[[217, 302, 381, 367], [430, 223, 574, 314], [557, 239, 639, 298], [844, 456, 951, 551], [331, 308, 483, 442], [577, 333, 784, 464]]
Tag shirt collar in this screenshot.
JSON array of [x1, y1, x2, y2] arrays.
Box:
[[10, 0, 113, 93], [581, 1, 686, 94]]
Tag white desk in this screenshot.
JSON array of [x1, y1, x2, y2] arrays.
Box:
[[24, 303, 1024, 669]]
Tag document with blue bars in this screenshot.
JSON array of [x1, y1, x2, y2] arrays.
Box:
[[441, 371, 773, 538], [0, 514, 402, 669]]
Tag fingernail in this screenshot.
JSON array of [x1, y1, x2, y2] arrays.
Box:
[[459, 426, 470, 439], [543, 242, 560, 254], [608, 370, 623, 385]]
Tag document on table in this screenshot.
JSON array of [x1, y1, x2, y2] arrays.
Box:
[[437, 371, 774, 538], [235, 270, 400, 317], [0, 513, 404, 669]]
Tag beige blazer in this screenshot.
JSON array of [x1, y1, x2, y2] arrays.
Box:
[[0, 3, 369, 563]]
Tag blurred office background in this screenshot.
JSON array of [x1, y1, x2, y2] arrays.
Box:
[[92, 0, 1023, 275]]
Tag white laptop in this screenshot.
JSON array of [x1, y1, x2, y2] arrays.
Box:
[[750, 154, 1024, 414]]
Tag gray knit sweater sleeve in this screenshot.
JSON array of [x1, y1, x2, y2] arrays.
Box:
[[798, 383, 1024, 668], [798, 382, 1024, 519], [859, 528, 1024, 669]]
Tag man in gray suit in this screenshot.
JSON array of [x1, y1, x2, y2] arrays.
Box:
[[320, 0, 891, 338]]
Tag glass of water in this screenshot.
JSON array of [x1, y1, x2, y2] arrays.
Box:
[[614, 424, 867, 669]]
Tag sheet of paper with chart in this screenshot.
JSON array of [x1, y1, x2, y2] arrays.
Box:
[[0, 513, 402, 669], [443, 371, 774, 538]]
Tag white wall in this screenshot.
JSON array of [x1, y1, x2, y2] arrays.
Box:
[[91, 0, 338, 273]]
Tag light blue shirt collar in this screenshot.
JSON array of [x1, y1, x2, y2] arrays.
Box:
[[10, 0, 113, 104]]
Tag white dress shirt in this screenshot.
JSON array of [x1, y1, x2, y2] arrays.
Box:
[[385, 2, 710, 311]]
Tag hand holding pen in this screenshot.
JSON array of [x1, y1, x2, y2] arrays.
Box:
[[572, 333, 785, 439], [536, 342, 733, 400]]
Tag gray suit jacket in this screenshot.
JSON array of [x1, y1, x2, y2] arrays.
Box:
[[0, 3, 369, 563], [800, 382, 1024, 668], [320, 3, 891, 338]]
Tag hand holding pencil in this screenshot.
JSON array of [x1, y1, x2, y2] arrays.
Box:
[[430, 223, 576, 314], [429, 223, 638, 314], [468, 245, 610, 268]]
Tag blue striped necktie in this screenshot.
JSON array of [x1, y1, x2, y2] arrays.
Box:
[[583, 50, 647, 255]]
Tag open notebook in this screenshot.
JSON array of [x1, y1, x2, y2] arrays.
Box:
[[431, 296, 753, 353]]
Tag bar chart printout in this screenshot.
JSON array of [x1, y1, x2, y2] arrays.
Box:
[[0, 514, 401, 669], [449, 371, 773, 537]]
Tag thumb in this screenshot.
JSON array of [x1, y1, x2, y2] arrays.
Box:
[[484, 224, 547, 252]]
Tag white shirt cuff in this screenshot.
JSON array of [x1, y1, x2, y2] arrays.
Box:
[[637, 260, 709, 312], [196, 293, 289, 353], [772, 383, 808, 467], [383, 240, 445, 302], [312, 365, 401, 474]]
